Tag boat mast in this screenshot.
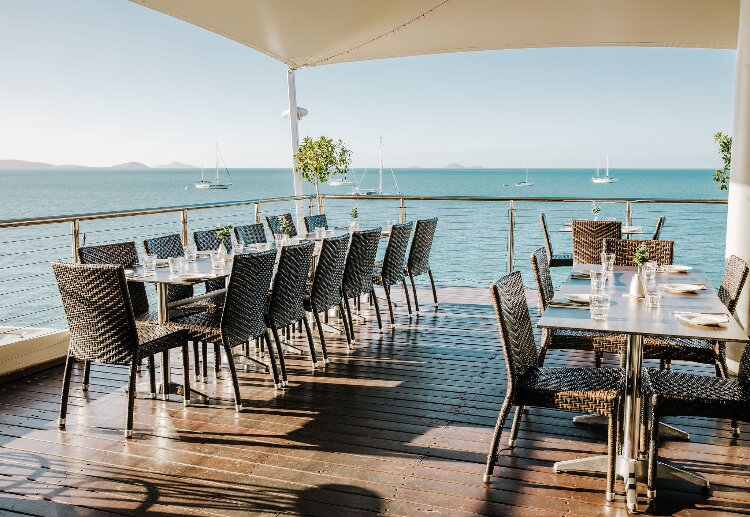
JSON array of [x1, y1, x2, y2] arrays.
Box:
[[605, 155, 610, 179], [215, 142, 220, 183], [378, 136, 384, 194], [596, 160, 600, 179]]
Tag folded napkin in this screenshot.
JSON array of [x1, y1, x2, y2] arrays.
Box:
[[570, 272, 591, 280], [548, 298, 590, 309]]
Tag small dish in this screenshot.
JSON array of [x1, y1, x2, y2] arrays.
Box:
[[662, 283, 706, 294], [564, 293, 590, 304], [675, 312, 729, 327], [660, 265, 693, 274]]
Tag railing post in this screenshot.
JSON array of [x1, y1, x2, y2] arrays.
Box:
[[508, 201, 515, 273], [254, 203, 261, 224], [71, 219, 80, 263], [320, 196, 325, 214], [181, 209, 189, 246], [308, 197, 314, 216], [625, 201, 632, 227], [399, 198, 405, 223]]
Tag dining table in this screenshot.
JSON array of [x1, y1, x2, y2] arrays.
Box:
[[559, 223, 644, 237], [537, 264, 748, 513]]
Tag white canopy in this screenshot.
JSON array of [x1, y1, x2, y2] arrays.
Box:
[[132, 0, 740, 69]]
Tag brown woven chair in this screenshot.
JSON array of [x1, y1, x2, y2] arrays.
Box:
[[52, 262, 190, 438], [602, 238, 674, 267], [652, 215, 666, 240], [483, 271, 625, 502], [531, 248, 626, 367], [644, 255, 749, 377], [540, 213, 573, 267], [643, 342, 750, 500], [572, 220, 621, 265]]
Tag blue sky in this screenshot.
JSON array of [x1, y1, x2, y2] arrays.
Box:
[[0, 0, 738, 169]]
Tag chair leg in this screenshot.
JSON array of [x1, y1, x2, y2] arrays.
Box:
[[401, 278, 413, 318], [409, 273, 420, 313], [384, 285, 395, 325], [213, 343, 221, 374], [125, 359, 138, 438], [483, 394, 514, 483], [606, 409, 617, 502], [181, 344, 191, 407], [508, 406, 523, 447], [148, 355, 156, 399], [192, 341, 200, 382], [224, 343, 243, 411], [82, 360, 91, 391], [647, 407, 660, 499], [428, 269, 438, 308], [344, 296, 356, 343], [58, 355, 74, 428], [312, 309, 330, 363], [594, 350, 603, 368], [716, 343, 729, 378], [201, 342, 208, 382], [302, 317, 318, 368], [270, 325, 288, 386], [339, 303, 352, 349], [263, 331, 281, 388], [160, 351, 169, 401], [371, 290, 383, 333]]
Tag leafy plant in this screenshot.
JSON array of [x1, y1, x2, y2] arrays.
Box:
[[350, 205, 359, 220], [713, 131, 732, 191], [278, 217, 293, 235], [634, 245, 649, 266], [591, 201, 601, 215], [215, 224, 233, 243], [295, 136, 352, 212]]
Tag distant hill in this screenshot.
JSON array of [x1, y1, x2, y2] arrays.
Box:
[[445, 163, 467, 169], [156, 162, 198, 169], [0, 159, 59, 169], [109, 162, 150, 169]]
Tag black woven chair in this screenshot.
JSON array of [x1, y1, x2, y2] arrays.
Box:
[[267, 240, 316, 383], [373, 222, 413, 324], [540, 213, 573, 267], [234, 223, 267, 245], [193, 228, 232, 295], [483, 270, 625, 502], [572, 220, 622, 265], [643, 343, 750, 500], [143, 234, 194, 305], [643, 255, 749, 377], [602, 238, 674, 267], [531, 248, 626, 367], [652, 215, 666, 240], [52, 262, 190, 438], [304, 214, 328, 233], [305, 234, 351, 360], [169, 250, 279, 405], [266, 213, 297, 238], [342, 229, 383, 343], [404, 218, 439, 313]]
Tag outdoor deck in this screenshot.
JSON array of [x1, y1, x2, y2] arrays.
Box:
[[0, 286, 748, 516]]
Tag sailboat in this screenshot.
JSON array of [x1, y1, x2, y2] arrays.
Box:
[[350, 137, 401, 195], [328, 175, 353, 186], [195, 143, 233, 189], [515, 165, 534, 187], [592, 155, 617, 183]]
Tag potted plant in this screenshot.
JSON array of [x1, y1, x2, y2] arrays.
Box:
[[278, 217, 293, 245], [350, 205, 359, 231], [630, 244, 649, 297], [591, 201, 601, 220], [295, 136, 352, 213], [215, 224, 233, 259]]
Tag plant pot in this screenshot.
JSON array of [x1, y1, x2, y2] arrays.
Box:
[[217, 242, 227, 261], [349, 221, 358, 232], [630, 266, 645, 297]]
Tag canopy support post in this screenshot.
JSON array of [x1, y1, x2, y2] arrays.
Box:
[[287, 68, 305, 229], [725, 0, 750, 373]]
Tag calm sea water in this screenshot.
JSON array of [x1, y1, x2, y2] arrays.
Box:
[[0, 167, 728, 328]]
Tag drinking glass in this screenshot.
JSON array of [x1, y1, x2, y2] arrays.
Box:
[[168, 256, 185, 276], [141, 254, 157, 275], [210, 250, 224, 270], [645, 283, 663, 308], [590, 293, 612, 321], [234, 242, 245, 255], [591, 270, 607, 294], [600, 252, 615, 272], [642, 261, 658, 284], [183, 245, 197, 263], [315, 227, 326, 239]]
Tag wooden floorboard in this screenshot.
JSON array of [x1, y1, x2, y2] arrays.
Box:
[[0, 286, 748, 516]]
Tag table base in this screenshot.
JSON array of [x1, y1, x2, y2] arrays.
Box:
[[572, 414, 691, 440]]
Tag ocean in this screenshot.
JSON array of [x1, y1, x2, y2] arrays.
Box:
[[0, 167, 728, 328]]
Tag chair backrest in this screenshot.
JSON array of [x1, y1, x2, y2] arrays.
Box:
[[266, 213, 297, 237], [739, 341, 750, 382], [268, 240, 315, 327], [572, 220, 622, 265], [52, 261, 139, 365], [718, 255, 750, 314], [234, 223, 267, 245], [143, 234, 194, 303], [194, 228, 233, 251], [530, 248, 555, 311], [602, 239, 674, 267], [309, 234, 349, 311], [304, 214, 328, 233], [652, 215, 666, 240], [539, 213, 554, 259], [490, 271, 539, 386], [342, 228, 381, 298], [77, 241, 150, 316], [380, 222, 413, 286], [220, 250, 276, 347], [407, 218, 438, 277]]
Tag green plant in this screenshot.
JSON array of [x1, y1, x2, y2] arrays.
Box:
[[278, 217, 293, 235], [591, 201, 601, 215], [295, 136, 352, 212], [713, 131, 732, 191], [215, 224, 233, 243], [634, 245, 649, 266], [350, 205, 359, 220]]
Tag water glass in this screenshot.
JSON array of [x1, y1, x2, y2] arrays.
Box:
[[591, 271, 607, 294], [234, 242, 245, 255], [210, 250, 224, 270], [590, 293, 612, 321], [168, 256, 185, 276], [315, 227, 326, 239], [600, 252, 615, 272], [183, 245, 198, 263], [141, 254, 156, 275], [645, 283, 663, 308], [642, 261, 658, 284]]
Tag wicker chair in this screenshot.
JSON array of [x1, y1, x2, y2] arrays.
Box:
[[572, 220, 622, 265], [193, 228, 232, 295], [267, 240, 316, 383], [305, 234, 351, 359], [531, 248, 626, 367], [304, 214, 328, 233], [342, 229, 383, 342], [602, 239, 674, 267], [643, 342, 750, 500], [404, 218, 439, 313], [143, 234, 194, 305], [652, 216, 666, 240], [234, 223, 267, 245], [540, 213, 573, 267], [169, 250, 279, 404], [266, 213, 297, 237], [373, 222, 414, 324], [643, 255, 749, 377], [52, 262, 190, 438], [483, 271, 625, 502]]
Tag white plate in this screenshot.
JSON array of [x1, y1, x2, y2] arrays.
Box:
[[660, 265, 693, 273], [565, 293, 590, 304], [196, 251, 213, 257], [676, 312, 729, 327], [663, 283, 706, 294]]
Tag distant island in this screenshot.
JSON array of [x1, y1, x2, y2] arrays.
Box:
[[444, 163, 484, 169], [0, 159, 198, 169]]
